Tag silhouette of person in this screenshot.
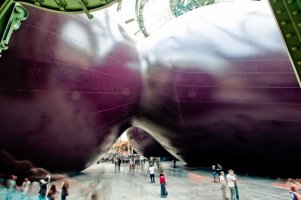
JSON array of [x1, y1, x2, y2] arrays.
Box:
[[149, 165, 155, 183], [5, 175, 17, 200], [21, 177, 31, 200], [47, 184, 58, 200], [61, 180, 69, 200], [226, 170, 237, 200], [38, 174, 51, 200], [159, 172, 168, 198]]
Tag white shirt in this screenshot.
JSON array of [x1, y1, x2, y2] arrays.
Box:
[[226, 174, 236, 188], [7, 179, 16, 190], [220, 175, 226, 184], [149, 166, 155, 174], [22, 180, 31, 194]]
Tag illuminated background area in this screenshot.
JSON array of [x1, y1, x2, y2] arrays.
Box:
[[116, 0, 216, 39]]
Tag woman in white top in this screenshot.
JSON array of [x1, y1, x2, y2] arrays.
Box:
[[21, 178, 31, 200], [226, 170, 237, 200]]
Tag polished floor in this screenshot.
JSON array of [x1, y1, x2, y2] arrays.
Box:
[[0, 161, 292, 199]]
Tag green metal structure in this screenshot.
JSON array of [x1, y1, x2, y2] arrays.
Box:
[[0, 0, 28, 56], [13, 0, 116, 18], [0, 0, 117, 55], [268, 0, 301, 87], [169, 0, 214, 17], [135, 0, 149, 37]]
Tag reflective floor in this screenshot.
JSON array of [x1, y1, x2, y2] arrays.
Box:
[[0, 161, 291, 199]]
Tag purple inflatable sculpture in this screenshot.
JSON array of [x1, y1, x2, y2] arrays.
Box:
[[0, 1, 300, 177]]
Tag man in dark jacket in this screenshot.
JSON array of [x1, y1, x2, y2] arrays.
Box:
[[39, 174, 51, 200]]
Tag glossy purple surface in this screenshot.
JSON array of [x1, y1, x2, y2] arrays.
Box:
[[0, 6, 142, 174], [132, 1, 301, 176], [1, 1, 301, 177]]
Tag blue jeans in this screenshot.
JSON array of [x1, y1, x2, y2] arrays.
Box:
[[150, 174, 155, 183], [235, 185, 239, 200], [161, 184, 167, 197], [229, 187, 237, 200]]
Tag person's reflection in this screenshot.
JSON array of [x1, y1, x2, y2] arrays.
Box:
[[38, 174, 51, 200], [5, 175, 17, 200]]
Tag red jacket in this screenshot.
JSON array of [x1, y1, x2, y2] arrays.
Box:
[[160, 175, 166, 184]]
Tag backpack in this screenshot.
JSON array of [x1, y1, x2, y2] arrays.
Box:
[[290, 192, 301, 200]]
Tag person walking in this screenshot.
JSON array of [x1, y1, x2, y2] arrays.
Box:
[[117, 158, 122, 172], [226, 170, 237, 200], [39, 174, 51, 200], [129, 159, 135, 175], [172, 159, 176, 168], [149, 165, 155, 183], [219, 171, 228, 200], [233, 171, 239, 200], [216, 163, 223, 183], [290, 186, 301, 200], [159, 173, 168, 198], [21, 177, 31, 200], [212, 164, 217, 183], [60, 180, 69, 200], [5, 175, 17, 200], [156, 158, 161, 170], [47, 184, 58, 200], [114, 157, 118, 173]]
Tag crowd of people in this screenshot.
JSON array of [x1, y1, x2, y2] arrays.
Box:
[[110, 154, 168, 198], [212, 163, 239, 200], [3, 159, 301, 199], [1, 174, 69, 200], [101, 154, 168, 198], [212, 163, 301, 200]]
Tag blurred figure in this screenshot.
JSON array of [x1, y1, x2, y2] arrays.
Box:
[[90, 183, 98, 200], [212, 164, 217, 183], [129, 159, 133, 175], [117, 158, 122, 172], [226, 170, 237, 200], [149, 165, 155, 183], [216, 163, 223, 183], [60, 180, 69, 200], [156, 158, 161, 170], [219, 171, 228, 200], [21, 177, 31, 200], [290, 186, 301, 200], [114, 157, 118, 173], [91, 192, 98, 200], [233, 172, 239, 200], [172, 159, 176, 168], [286, 178, 301, 189], [47, 184, 58, 200], [135, 156, 140, 168], [159, 172, 168, 198], [5, 175, 17, 200], [39, 174, 51, 200]]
